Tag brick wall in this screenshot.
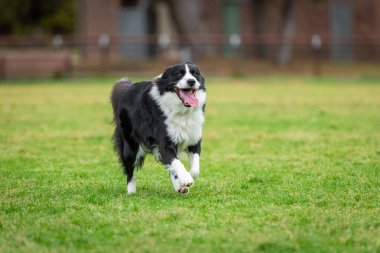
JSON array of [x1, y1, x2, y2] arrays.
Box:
[[78, 0, 120, 62]]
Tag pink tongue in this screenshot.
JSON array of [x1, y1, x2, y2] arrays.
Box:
[[180, 90, 198, 107]]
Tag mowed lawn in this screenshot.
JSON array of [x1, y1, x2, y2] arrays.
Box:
[[0, 76, 379, 253]]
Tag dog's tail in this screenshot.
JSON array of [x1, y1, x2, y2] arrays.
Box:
[[111, 77, 132, 121], [111, 78, 133, 175]]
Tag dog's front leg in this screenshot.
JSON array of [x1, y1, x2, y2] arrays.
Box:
[[160, 144, 194, 194], [188, 141, 201, 179], [168, 159, 194, 194], [189, 153, 200, 179]]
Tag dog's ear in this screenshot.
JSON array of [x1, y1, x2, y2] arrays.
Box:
[[152, 73, 162, 83], [197, 67, 206, 88], [200, 72, 206, 86], [160, 66, 173, 80]]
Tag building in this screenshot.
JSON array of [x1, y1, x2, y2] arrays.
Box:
[[77, 0, 380, 63]]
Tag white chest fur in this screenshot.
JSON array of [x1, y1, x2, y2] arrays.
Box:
[[150, 85, 206, 149], [165, 108, 204, 149]]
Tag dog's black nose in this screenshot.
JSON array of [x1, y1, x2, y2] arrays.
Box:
[[187, 79, 196, 87]]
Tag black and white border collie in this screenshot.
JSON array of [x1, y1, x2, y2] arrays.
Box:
[[111, 63, 206, 194]]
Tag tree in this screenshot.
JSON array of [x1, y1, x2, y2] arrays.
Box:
[[0, 0, 76, 35]]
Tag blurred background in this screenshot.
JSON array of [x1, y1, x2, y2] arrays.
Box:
[[0, 0, 379, 78]]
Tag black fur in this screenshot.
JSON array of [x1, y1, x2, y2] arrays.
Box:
[[111, 63, 206, 185]]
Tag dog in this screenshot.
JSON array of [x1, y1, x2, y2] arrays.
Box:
[[111, 63, 206, 194]]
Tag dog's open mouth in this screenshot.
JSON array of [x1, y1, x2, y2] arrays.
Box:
[[174, 87, 198, 107]]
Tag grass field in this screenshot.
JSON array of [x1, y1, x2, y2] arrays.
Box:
[[0, 75, 379, 253]]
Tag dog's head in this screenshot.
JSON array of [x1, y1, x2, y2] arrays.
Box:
[[153, 63, 206, 108]]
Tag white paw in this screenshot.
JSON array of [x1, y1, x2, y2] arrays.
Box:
[[127, 176, 136, 194], [189, 153, 200, 179], [178, 170, 194, 187], [170, 171, 192, 194], [190, 168, 199, 179], [168, 159, 194, 194], [170, 172, 181, 191], [178, 186, 189, 194]]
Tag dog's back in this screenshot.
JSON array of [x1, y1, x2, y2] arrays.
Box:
[[110, 77, 132, 120]]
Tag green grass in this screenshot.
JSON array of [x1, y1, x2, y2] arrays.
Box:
[[1, 75, 379, 253]]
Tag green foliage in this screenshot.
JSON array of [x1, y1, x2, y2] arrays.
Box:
[[0, 76, 379, 252], [0, 0, 76, 35]]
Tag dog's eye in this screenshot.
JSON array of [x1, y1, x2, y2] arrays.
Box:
[[176, 71, 183, 77], [192, 70, 199, 76]]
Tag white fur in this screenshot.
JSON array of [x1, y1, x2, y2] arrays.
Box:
[[149, 85, 205, 149], [167, 159, 194, 190], [152, 73, 162, 83], [152, 146, 161, 161], [189, 153, 200, 179], [127, 176, 136, 194], [136, 145, 161, 164], [134, 145, 145, 167], [177, 64, 201, 89], [169, 171, 182, 192], [118, 77, 130, 83]]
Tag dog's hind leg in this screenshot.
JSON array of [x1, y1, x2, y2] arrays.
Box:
[[114, 115, 139, 194], [121, 139, 138, 194]]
